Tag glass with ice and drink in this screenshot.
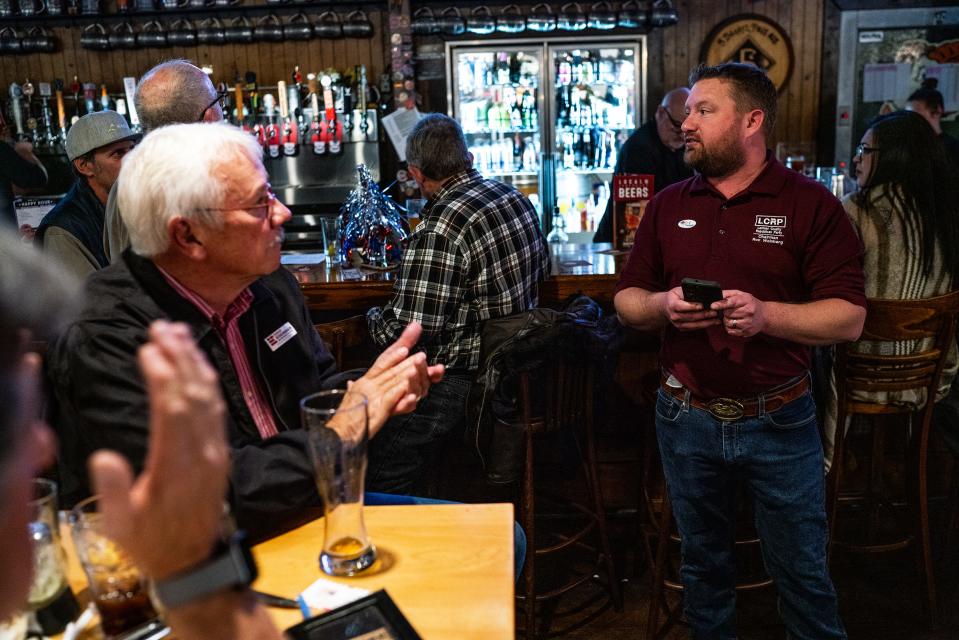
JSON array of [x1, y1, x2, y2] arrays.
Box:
[[70, 496, 159, 637]]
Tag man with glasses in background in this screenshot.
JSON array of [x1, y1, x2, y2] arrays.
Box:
[[47, 123, 445, 541], [593, 87, 692, 243], [103, 59, 226, 263]]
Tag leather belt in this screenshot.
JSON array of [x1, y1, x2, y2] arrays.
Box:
[[660, 374, 810, 421]]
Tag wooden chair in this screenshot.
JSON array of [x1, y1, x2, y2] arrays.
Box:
[[314, 315, 368, 371], [828, 290, 959, 627]]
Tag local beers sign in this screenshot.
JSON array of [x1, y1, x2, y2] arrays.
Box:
[[612, 174, 654, 250]]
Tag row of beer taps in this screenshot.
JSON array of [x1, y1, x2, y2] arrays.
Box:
[[4, 77, 126, 150], [227, 64, 376, 158], [2, 64, 378, 156]]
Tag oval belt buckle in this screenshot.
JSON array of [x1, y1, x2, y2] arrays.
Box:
[[706, 398, 744, 421]]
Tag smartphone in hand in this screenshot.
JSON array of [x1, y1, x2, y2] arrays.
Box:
[[681, 278, 724, 308]]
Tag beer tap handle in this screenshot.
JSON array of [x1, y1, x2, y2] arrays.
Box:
[[234, 83, 245, 126], [70, 76, 81, 119], [262, 93, 275, 124], [277, 81, 289, 120], [55, 79, 66, 141], [358, 65, 369, 134], [342, 87, 353, 133], [8, 84, 26, 140], [83, 83, 96, 115]]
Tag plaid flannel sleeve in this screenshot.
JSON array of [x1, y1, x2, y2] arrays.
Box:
[[366, 229, 466, 348]]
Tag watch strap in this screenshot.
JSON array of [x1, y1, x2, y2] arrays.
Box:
[[153, 531, 258, 610]]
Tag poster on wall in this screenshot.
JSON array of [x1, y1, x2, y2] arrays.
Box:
[[853, 29, 959, 138], [700, 14, 795, 92]]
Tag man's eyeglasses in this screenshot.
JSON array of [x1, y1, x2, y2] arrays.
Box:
[[854, 143, 880, 158], [198, 90, 228, 122], [663, 109, 685, 130], [202, 185, 279, 220]]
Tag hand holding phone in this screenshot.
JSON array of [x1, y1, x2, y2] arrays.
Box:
[[681, 278, 724, 309]]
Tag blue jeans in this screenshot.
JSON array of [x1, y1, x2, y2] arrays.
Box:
[[367, 374, 472, 495], [365, 492, 527, 581], [655, 386, 846, 640]]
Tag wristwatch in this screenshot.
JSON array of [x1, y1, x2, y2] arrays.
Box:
[[153, 530, 259, 609]]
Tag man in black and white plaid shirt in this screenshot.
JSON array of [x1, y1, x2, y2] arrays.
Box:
[[366, 114, 549, 495]]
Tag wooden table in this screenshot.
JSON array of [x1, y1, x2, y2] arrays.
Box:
[[287, 242, 625, 314], [61, 503, 515, 639]]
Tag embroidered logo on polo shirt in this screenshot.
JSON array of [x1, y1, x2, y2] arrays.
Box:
[[678, 219, 696, 229], [265, 322, 297, 352], [752, 215, 786, 246]]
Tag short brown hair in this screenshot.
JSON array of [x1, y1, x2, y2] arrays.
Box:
[[689, 63, 778, 137]]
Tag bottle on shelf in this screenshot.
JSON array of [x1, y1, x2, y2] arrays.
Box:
[[546, 206, 569, 243], [496, 52, 510, 85], [510, 93, 523, 130]]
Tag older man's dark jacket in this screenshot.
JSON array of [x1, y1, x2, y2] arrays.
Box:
[[46, 250, 348, 540]]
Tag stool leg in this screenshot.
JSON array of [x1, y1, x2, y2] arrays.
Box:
[[581, 373, 622, 611], [645, 492, 673, 640], [827, 408, 849, 563], [522, 433, 536, 638], [520, 375, 537, 639], [912, 413, 938, 627], [946, 455, 959, 565]]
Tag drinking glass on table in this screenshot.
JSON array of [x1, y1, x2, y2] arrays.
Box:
[[27, 479, 80, 635], [301, 390, 376, 576], [321, 217, 342, 267], [405, 198, 426, 231], [69, 497, 159, 638]]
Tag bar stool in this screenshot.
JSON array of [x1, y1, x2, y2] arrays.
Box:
[[828, 290, 959, 627], [513, 356, 622, 638], [314, 314, 367, 370], [637, 371, 773, 640]]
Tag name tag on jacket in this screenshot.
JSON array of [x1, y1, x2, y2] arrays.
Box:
[[265, 322, 297, 352]]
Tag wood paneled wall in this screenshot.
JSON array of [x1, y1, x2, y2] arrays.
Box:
[[2, 1, 826, 148], [0, 10, 388, 93], [645, 0, 825, 150]]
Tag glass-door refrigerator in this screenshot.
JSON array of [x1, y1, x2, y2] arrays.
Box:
[[549, 42, 640, 239], [448, 37, 645, 238], [448, 44, 546, 217]]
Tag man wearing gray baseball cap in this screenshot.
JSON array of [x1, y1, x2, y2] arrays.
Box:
[[35, 110, 139, 279]]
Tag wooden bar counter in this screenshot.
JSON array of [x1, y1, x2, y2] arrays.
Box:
[[286, 242, 625, 314]]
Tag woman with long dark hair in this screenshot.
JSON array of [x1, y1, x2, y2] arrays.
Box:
[[823, 110, 959, 468]]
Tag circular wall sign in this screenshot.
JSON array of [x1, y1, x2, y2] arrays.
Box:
[[700, 14, 795, 92]]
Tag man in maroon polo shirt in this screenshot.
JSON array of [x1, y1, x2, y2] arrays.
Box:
[[615, 63, 866, 639]]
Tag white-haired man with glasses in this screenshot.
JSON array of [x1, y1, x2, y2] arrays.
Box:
[[47, 123, 444, 541]]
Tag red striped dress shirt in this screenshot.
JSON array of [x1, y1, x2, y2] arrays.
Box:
[[157, 267, 280, 439]]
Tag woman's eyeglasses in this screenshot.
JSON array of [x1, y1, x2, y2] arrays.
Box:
[[198, 91, 228, 122], [854, 143, 880, 158]]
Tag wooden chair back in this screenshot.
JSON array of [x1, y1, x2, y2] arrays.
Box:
[[830, 289, 959, 626], [314, 315, 368, 371], [837, 290, 959, 406]]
